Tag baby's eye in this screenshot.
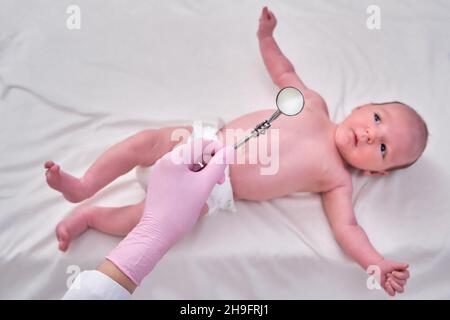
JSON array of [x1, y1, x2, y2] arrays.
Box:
[[374, 113, 381, 124], [380, 143, 387, 157]]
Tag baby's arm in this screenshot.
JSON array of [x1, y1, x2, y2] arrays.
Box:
[[257, 7, 308, 91], [321, 184, 410, 296]]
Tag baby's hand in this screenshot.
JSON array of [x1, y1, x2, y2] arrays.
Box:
[[257, 6, 277, 40], [376, 259, 410, 297]]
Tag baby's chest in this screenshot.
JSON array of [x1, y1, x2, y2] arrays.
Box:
[[231, 139, 339, 199], [229, 108, 344, 198], [278, 140, 335, 191], [239, 127, 339, 191], [277, 116, 343, 190]]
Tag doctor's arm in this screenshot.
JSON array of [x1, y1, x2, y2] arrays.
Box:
[[62, 263, 133, 300], [62, 140, 233, 299]]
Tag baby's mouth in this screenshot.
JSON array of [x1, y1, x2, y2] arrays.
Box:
[[353, 130, 358, 146]]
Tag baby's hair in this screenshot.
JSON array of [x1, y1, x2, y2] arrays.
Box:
[[372, 101, 429, 171]]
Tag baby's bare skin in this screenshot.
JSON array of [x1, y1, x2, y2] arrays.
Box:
[[223, 95, 348, 201]]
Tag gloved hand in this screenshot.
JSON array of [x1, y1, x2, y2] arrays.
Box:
[[106, 138, 234, 285]]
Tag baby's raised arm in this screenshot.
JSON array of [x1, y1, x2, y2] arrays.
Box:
[[257, 7, 308, 91], [321, 184, 410, 296]]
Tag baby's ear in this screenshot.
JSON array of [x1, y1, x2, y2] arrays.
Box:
[[362, 170, 389, 177]]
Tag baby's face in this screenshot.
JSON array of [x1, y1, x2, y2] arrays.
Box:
[[335, 103, 422, 173]]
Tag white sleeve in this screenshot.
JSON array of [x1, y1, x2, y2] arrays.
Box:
[[62, 270, 131, 300]]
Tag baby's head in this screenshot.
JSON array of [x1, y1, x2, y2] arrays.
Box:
[[335, 101, 428, 176]]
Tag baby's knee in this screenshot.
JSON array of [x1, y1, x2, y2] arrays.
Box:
[[159, 126, 193, 149], [129, 129, 166, 166], [136, 126, 192, 166]]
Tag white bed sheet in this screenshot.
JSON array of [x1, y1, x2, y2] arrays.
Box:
[[1, 0, 450, 299]]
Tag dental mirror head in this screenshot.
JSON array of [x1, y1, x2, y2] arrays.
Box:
[[276, 86, 305, 116]]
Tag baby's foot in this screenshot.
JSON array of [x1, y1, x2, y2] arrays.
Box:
[[55, 206, 92, 252], [44, 161, 89, 203]]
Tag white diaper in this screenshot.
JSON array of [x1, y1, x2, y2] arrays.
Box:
[[135, 121, 236, 215]]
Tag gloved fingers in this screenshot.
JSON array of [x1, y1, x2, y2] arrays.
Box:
[[209, 145, 235, 165], [200, 145, 235, 184], [192, 139, 224, 169], [189, 139, 225, 171], [168, 138, 222, 169]]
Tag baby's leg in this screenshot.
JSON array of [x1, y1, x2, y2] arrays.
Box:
[[45, 126, 192, 203], [56, 201, 145, 252], [56, 201, 209, 251]]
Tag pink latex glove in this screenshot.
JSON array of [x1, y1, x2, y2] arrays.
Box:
[[106, 139, 234, 285]]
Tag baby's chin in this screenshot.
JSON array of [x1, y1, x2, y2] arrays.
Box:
[[334, 131, 355, 162], [337, 150, 372, 171], [340, 156, 364, 171], [343, 157, 383, 173]]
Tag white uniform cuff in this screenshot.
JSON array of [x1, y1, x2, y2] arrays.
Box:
[[62, 270, 131, 300]]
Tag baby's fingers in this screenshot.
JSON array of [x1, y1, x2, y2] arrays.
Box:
[[388, 278, 404, 294], [385, 281, 395, 296], [262, 7, 269, 19], [261, 7, 275, 21], [392, 270, 410, 280], [392, 262, 409, 269], [267, 9, 276, 22], [389, 274, 407, 286]]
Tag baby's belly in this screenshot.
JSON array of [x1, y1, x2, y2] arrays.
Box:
[[229, 165, 297, 200], [229, 159, 324, 201]]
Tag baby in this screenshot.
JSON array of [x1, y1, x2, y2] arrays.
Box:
[[44, 7, 427, 296]]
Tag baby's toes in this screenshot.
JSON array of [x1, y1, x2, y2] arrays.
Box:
[[46, 164, 61, 181], [50, 164, 60, 174], [44, 160, 55, 169], [56, 223, 69, 240], [56, 224, 71, 252], [58, 240, 69, 252], [45, 164, 61, 186]]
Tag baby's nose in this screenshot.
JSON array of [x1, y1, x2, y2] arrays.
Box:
[[363, 128, 375, 144]]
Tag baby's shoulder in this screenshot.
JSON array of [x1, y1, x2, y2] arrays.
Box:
[[303, 90, 329, 117], [324, 165, 353, 193]]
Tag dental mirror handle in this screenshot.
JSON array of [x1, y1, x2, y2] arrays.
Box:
[[267, 109, 282, 124], [234, 130, 258, 150], [234, 117, 272, 150]]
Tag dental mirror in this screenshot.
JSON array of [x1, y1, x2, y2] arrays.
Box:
[[276, 86, 305, 116], [234, 86, 304, 149], [192, 87, 305, 171]]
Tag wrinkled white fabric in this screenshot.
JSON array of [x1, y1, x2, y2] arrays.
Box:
[[1, 0, 449, 299]]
